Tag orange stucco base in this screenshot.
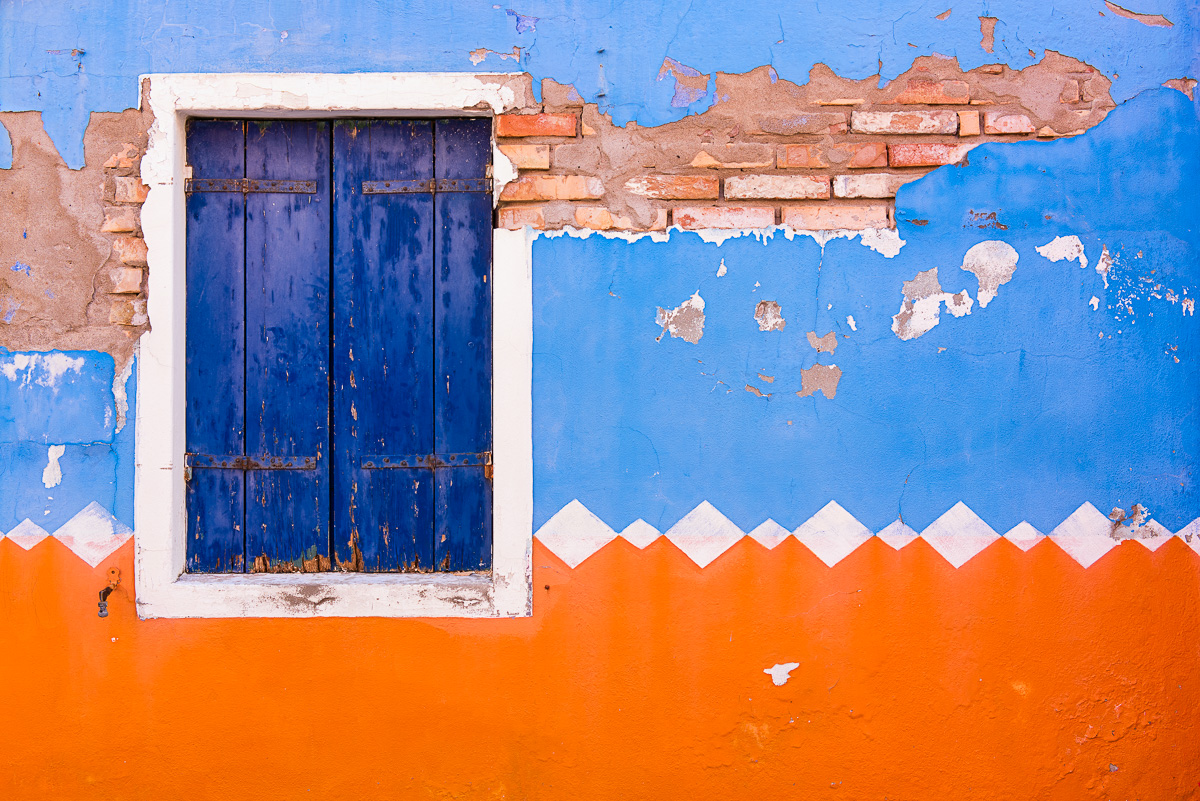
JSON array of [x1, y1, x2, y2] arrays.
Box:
[[2, 535, 1198, 799]]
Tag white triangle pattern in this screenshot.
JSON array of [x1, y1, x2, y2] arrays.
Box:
[[793, 501, 872, 567], [50, 501, 133, 568], [5, 518, 50, 550], [534, 501, 1200, 571]]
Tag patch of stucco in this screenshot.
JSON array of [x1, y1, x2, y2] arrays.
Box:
[[656, 291, 706, 344]]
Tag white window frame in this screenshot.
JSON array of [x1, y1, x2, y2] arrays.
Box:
[[135, 73, 532, 618]]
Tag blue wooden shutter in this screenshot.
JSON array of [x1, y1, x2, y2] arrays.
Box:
[[332, 120, 437, 571], [433, 119, 493, 571], [185, 120, 246, 573], [186, 120, 332, 573]]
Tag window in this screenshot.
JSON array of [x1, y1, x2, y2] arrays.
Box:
[[184, 118, 492, 575], [135, 73, 531, 618]]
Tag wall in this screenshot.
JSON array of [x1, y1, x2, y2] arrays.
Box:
[[1, 2, 1198, 798]]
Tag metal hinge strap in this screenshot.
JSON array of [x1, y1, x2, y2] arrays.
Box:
[[185, 178, 317, 194], [361, 178, 491, 194], [185, 453, 317, 470], [361, 452, 491, 469]]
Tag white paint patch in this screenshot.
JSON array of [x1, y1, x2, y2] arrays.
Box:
[[1184, 298, 1195, 316], [1090, 296, 1100, 311], [876, 519, 919, 550], [961, 240, 1019, 308], [534, 499, 618, 569], [1036, 235, 1088, 271], [1003, 521, 1045, 552], [793, 501, 872, 566], [619, 519, 662, 548], [857, 227, 906, 258], [42, 445, 65, 488], [1048, 502, 1119, 568], [846, 315, 857, 331], [748, 519, 791, 549], [5, 518, 50, 550], [112, 356, 133, 433], [764, 662, 801, 686], [716, 258, 727, 277], [664, 501, 745, 568], [920, 502, 1000, 567], [891, 268, 974, 340], [0, 352, 85, 387], [1096, 244, 1113, 288], [53, 501, 133, 568]]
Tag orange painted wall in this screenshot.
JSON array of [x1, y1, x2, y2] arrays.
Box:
[[2, 536, 1198, 799]]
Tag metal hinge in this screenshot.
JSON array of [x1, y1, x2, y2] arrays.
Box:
[[185, 453, 318, 471], [185, 178, 317, 194], [361, 178, 491, 194], [361, 452, 491, 469]]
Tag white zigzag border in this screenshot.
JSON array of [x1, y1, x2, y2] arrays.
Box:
[[1, 502, 132, 568], [535, 500, 1200, 570]]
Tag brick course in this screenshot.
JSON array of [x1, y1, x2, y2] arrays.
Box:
[[496, 113, 577, 138]]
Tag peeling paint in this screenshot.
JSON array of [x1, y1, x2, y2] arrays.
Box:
[[846, 315, 857, 331], [1036, 235, 1088, 271], [797, 364, 842, 399], [961, 240, 1019, 308], [806, 331, 837, 354], [1096, 244, 1113, 288], [656, 292, 705, 344], [657, 57, 710, 108], [764, 662, 800, 686], [1104, 1, 1174, 28], [754, 300, 786, 332], [891, 267, 976, 340], [112, 356, 133, 433], [716, 258, 727, 277], [41, 444, 64, 488], [0, 352, 84, 387]]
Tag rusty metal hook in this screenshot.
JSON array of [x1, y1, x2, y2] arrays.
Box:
[[97, 567, 120, 618]]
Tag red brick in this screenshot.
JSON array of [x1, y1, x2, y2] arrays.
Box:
[[778, 145, 827, 169], [983, 111, 1036, 134], [889, 143, 975, 167], [498, 206, 546, 229], [625, 175, 718, 200], [575, 206, 667, 231], [673, 206, 775, 229], [690, 144, 774, 169], [843, 143, 889, 168], [852, 110, 958, 134], [110, 267, 144, 294], [499, 175, 602, 202], [496, 113, 577, 138], [113, 236, 148, 267], [103, 143, 139, 169], [101, 206, 140, 233], [114, 177, 149, 203], [782, 204, 889, 231], [958, 111, 981, 137], [725, 175, 829, 200], [109, 298, 147, 326], [893, 79, 970, 104], [832, 174, 913, 199], [498, 144, 550, 169]]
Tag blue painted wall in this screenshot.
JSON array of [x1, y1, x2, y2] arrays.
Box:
[[0, 0, 1194, 167], [534, 89, 1199, 532]]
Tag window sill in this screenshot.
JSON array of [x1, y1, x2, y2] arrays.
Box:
[[139, 570, 506, 619]]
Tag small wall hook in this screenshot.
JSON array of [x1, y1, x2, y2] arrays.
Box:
[[98, 567, 120, 618]]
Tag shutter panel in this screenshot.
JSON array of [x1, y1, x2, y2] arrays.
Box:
[[433, 118, 493, 571], [185, 120, 247, 573], [243, 120, 332, 571], [332, 120, 436, 571]]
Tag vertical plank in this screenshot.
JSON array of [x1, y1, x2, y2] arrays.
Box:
[[433, 118, 493, 571], [244, 120, 332, 572], [185, 119, 246, 573], [332, 120, 436, 571]]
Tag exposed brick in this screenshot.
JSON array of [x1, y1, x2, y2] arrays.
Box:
[[842, 143, 889, 169], [851, 110, 958, 134], [498, 144, 550, 170], [889, 142, 975, 167], [498, 206, 546, 230], [625, 175, 718, 200], [496, 113, 577, 138], [113, 236, 148, 267], [673, 206, 775, 229], [958, 111, 981, 137], [832, 174, 914, 199], [778, 145, 827, 169], [114, 177, 150, 203], [109, 298, 148, 326], [782, 204, 890, 231], [690, 144, 774, 169], [101, 206, 140, 233], [1059, 80, 1082, 103], [983, 111, 1036, 134], [753, 111, 847, 135], [575, 206, 667, 231], [893, 79, 970, 104], [541, 78, 585, 108], [725, 175, 829, 200], [110, 267, 144, 294], [103, 143, 139, 170], [499, 175, 603, 201]]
